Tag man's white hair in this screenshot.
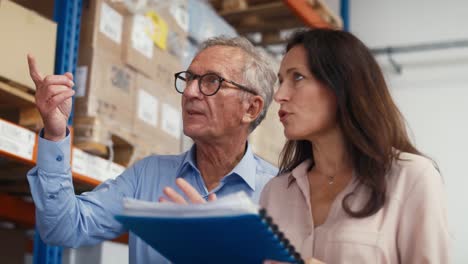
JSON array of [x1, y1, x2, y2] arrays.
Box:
[[198, 36, 278, 132]]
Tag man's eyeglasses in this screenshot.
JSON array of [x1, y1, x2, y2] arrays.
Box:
[[174, 71, 258, 96]]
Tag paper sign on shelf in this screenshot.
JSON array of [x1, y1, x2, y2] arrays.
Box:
[[110, 163, 125, 179], [72, 148, 89, 176], [161, 103, 181, 139], [132, 15, 154, 59], [100, 2, 123, 44], [137, 89, 159, 127], [0, 119, 35, 160], [75, 66, 88, 97], [73, 147, 127, 182]]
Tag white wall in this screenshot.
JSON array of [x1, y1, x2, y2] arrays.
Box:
[[350, 0, 468, 263]]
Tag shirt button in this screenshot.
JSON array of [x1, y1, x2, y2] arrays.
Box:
[[56, 155, 63, 162], [48, 194, 56, 199]]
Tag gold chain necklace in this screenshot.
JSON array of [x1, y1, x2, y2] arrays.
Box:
[[327, 174, 336, 185]]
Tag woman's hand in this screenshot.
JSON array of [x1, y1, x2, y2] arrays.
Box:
[[159, 178, 217, 204]]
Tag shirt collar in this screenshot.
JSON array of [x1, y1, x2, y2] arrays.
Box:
[[175, 143, 257, 191], [287, 159, 312, 188], [226, 142, 257, 191], [175, 145, 199, 177]]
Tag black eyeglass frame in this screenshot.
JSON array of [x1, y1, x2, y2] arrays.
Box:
[[174, 71, 258, 96]]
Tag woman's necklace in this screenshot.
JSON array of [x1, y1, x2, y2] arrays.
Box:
[[327, 174, 336, 185]]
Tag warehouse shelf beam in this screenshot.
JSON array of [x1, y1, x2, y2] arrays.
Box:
[[0, 193, 35, 228], [283, 0, 340, 29]]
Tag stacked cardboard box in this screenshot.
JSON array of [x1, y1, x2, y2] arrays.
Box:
[[0, 0, 56, 91], [74, 0, 186, 165], [0, 0, 56, 135], [121, 1, 185, 158]]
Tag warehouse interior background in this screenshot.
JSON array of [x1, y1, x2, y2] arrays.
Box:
[[0, 0, 467, 263]]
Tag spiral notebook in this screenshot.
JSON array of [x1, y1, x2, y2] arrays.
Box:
[[115, 192, 304, 264]]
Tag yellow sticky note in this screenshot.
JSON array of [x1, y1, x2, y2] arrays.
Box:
[[145, 11, 168, 50]]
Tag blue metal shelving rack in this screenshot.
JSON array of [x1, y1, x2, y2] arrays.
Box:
[[33, 1, 82, 263]]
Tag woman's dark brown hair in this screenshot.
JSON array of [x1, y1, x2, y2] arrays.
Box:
[[279, 29, 422, 218]]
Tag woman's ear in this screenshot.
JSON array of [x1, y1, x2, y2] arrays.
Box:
[[242, 95, 264, 125]]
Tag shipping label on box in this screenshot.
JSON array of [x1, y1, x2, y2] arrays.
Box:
[[161, 103, 181, 139], [99, 2, 123, 44], [137, 89, 159, 127], [169, 2, 189, 32], [110, 65, 132, 93], [131, 15, 154, 59]]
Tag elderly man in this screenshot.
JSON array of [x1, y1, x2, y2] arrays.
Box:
[[26, 36, 278, 264]]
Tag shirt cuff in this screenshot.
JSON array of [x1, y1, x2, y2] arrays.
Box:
[[36, 128, 71, 174]]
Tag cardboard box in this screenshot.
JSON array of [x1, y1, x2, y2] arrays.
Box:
[[0, 0, 56, 90], [122, 14, 184, 89], [73, 116, 136, 167], [122, 14, 156, 78], [74, 49, 136, 133], [133, 73, 182, 155], [133, 73, 160, 138], [157, 4, 189, 61], [122, 12, 187, 78], [80, 0, 125, 57], [156, 0, 189, 34]]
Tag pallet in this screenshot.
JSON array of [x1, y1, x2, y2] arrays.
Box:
[[0, 79, 43, 133], [73, 116, 136, 167]]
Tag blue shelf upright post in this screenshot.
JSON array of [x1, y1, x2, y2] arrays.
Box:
[[33, 0, 82, 264], [53, 0, 83, 126], [340, 0, 350, 31]]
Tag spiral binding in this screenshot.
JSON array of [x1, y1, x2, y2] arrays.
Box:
[[259, 208, 305, 264]]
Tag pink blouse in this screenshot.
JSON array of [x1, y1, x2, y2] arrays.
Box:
[[260, 152, 449, 263]]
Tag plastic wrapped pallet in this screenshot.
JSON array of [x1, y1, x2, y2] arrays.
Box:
[[188, 0, 237, 44]]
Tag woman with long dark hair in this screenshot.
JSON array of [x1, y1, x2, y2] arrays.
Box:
[[162, 29, 449, 263], [261, 29, 449, 263]]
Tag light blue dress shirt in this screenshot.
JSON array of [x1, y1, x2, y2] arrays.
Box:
[[27, 132, 278, 264]]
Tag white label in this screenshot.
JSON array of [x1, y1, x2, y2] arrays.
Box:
[[100, 2, 123, 44], [170, 4, 189, 32], [137, 89, 159, 127], [72, 148, 89, 175], [161, 103, 181, 139], [131, 15, 154, 59], [0, 119, 35, 160], [72, 147, 126, 181], [75, 66, 88, 97], [87, 155, 108, 181], [110, 163, 125, 179]]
